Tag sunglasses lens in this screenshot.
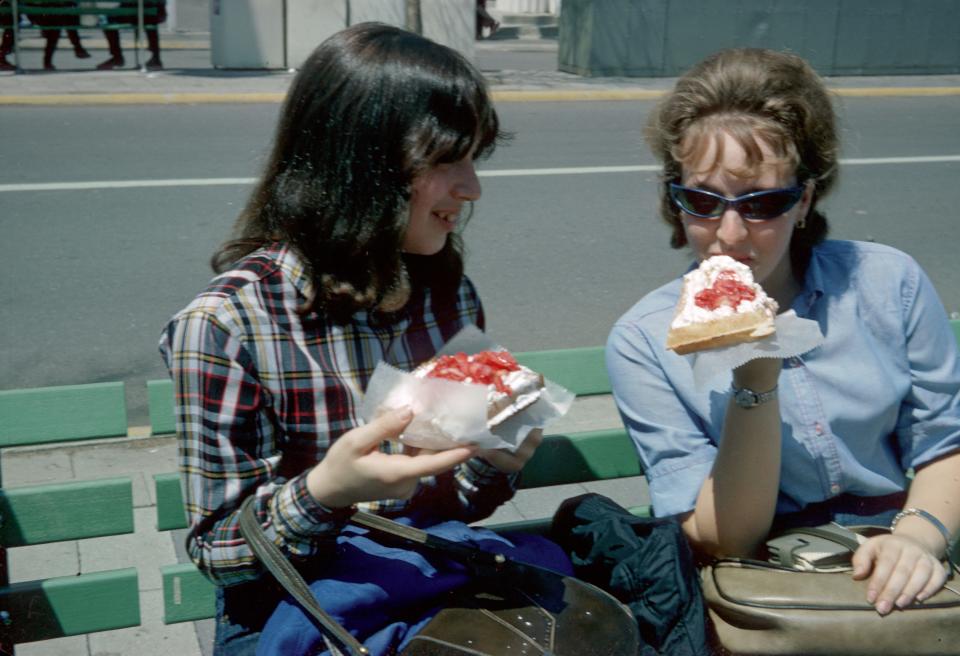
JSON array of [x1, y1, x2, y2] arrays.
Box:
[[673, 187, 724, 217], [738, 189, 802, 220]]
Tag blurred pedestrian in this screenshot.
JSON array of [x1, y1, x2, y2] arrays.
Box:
[[31, 1, 91, 70], [97, 0, 165, 70], [0, 0, 14, 71], [476, 0, 499, 39]]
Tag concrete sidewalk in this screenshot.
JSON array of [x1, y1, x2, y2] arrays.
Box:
[[3, 32, 960, 104]]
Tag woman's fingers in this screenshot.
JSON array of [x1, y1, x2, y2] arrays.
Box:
[[893, 556, 935, 608], [391, 446, 477, 480], [855, 535, 948, 614], [916, 559, 949, 602], [344, 408, 414, 453]]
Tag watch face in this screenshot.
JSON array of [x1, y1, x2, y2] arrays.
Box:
[[735, 388, 757, 407]]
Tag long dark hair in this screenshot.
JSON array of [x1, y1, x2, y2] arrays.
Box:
[[212, 23, 501, 322], [646, 48, 838, 280]]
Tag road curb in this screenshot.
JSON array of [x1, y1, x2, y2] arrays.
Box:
[[2, 86, 960, 106]]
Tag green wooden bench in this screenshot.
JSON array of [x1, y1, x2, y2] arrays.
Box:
[[0, 346, 644, 646], [0, 0, 163, 72], [0, 382, 138, 650]]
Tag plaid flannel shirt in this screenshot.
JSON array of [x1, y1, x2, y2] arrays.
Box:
[[159, 244, 518, 586]]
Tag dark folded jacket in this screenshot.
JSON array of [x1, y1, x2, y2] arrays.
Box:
[[551, 493, 711, 656]]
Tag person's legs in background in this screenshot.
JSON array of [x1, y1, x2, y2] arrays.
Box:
[[66, 28, 89, 58], [145, 26, 161, 69], [41, 28, 60, 69], [0, 28, 14, 71], [96, 28, 124, 69]]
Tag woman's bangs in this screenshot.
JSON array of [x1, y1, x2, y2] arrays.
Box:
[[674, 115, 797, 180], [413, 94, 498, 168]]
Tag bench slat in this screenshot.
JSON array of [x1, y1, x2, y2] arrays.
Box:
[[152, 429, 643, 533], [155, 472, 188, 531], [0, 478, 134, 546], [0, 382, 127, 448], [0, 568, 140, 643], [520, 429, 640, 488], [515, 346, 609, 396], [161, 563, 216, 623], [147, 378, 176, 436]]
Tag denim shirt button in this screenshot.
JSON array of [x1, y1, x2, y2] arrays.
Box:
[[814, 422, 824, 435], [830, 483, 841, 495]]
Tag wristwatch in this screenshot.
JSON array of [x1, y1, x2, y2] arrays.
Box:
[[731, 382, 778, 409]]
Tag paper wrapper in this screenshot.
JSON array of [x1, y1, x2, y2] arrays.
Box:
[[359, 325, 576, 452], [689, 310, 825, 389]]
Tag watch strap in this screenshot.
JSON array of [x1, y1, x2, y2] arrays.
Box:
[[731, 382, 778, 408]]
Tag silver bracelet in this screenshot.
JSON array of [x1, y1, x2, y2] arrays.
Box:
[[890, 507, 952, 548]]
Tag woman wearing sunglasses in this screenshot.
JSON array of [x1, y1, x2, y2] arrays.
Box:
[[606, 47, 960, 616]]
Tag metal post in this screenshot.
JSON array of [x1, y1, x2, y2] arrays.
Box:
[[136, 0, 144, 71], [10, 0, 21, 74]]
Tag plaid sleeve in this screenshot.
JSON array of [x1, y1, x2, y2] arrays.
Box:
[[160, 307, 350, 586]]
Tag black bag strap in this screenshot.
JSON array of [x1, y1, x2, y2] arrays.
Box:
[[238, 495, 369, 656]]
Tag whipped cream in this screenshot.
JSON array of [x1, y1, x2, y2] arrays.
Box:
[[671, 255, 778, 328]]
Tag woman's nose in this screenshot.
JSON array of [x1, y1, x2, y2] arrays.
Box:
[[452, 160, 482, 201], [715, 209, 749, 245]]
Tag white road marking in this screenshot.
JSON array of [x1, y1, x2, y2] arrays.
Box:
[[1, 155, 959, 193]]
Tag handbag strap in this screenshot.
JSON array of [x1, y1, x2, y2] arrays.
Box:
[[349, 510, 508, 577], [238, 495, 369, 656], [777, 523, 863, 552]]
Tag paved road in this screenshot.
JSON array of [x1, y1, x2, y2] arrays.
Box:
[[2, 95, 959, 425]]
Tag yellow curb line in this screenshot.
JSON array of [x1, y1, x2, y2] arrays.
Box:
[[493, 88, 667, 101], [832, 86, 960, 97], [1, 86, 959, 106], [0, 92, 287, 105]]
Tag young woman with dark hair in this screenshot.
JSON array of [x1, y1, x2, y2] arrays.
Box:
[[160, 23, 564, 655], [607, 47, 960, 617]]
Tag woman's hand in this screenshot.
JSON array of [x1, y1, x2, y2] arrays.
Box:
[[477, 428, 544, 473], [306, 408, 477, 508], [851, 533, 949, 614]]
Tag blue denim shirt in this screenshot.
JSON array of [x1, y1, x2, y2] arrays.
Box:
[[607, 240, 960, 518]]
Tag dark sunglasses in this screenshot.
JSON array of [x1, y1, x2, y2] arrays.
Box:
[[668, 182, 805, 221]]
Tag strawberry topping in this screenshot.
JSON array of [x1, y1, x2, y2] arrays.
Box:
[[426, 350, 520, 395], [694, 270, 757, 311]]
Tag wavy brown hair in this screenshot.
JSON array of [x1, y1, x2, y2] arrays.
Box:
[[646, 48, 839, 280], [212, 23, 502, 322]]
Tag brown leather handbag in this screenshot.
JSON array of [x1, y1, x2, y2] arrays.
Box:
[[701, 524, 960, 655], [239, 496, 640, 656]]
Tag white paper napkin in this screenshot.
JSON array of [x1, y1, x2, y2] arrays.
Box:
[[359, 325, 576, 452], [689, 310, 825, 388]]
